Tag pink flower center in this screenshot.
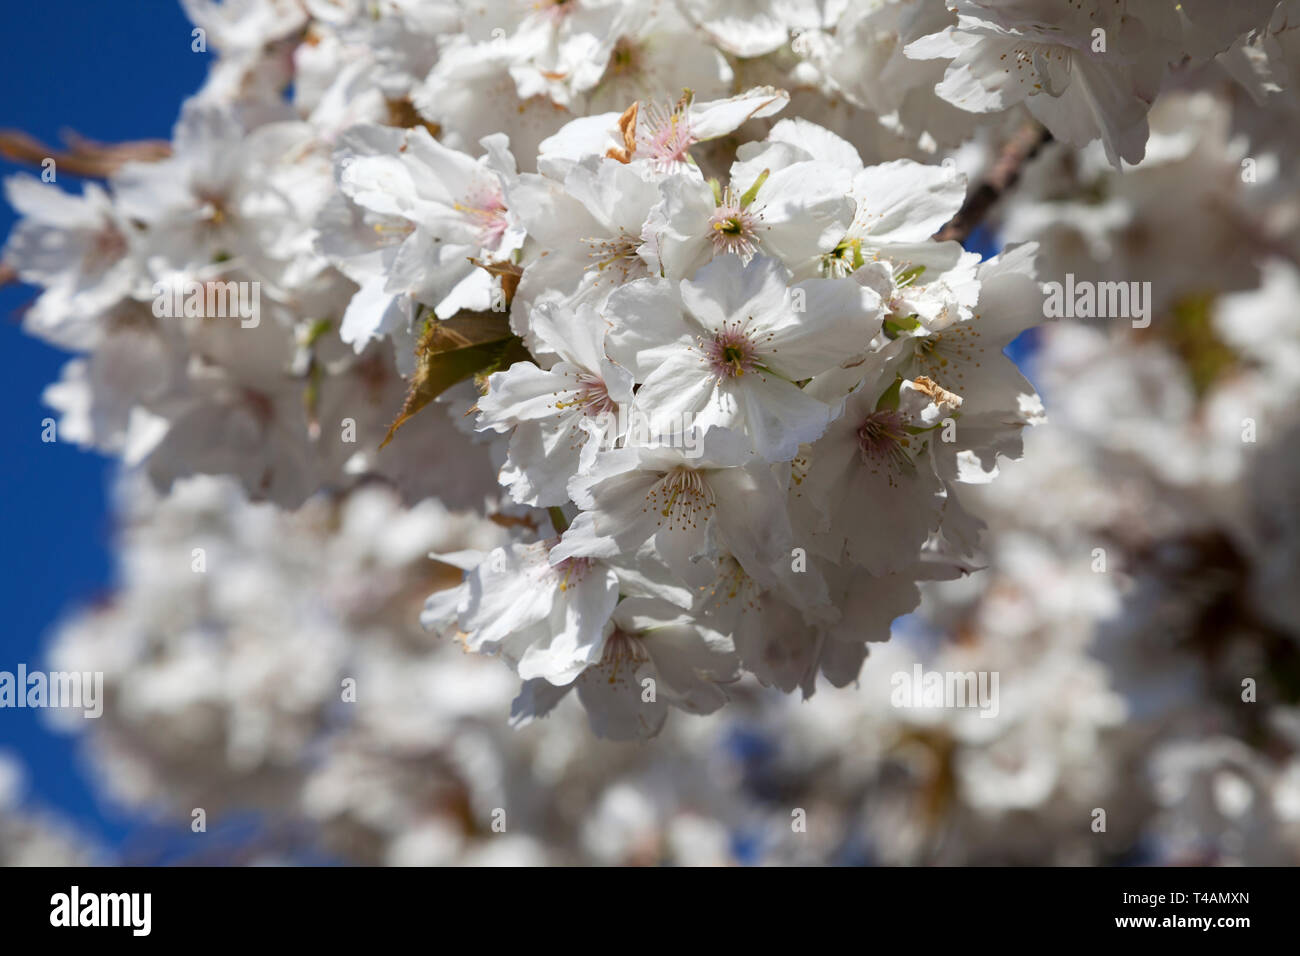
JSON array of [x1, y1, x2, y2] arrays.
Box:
[[536, 0, 575, 24], [856, 409, 914, 484], [594, 627, 650, 684], [556, 372, 616, 418], [707, 192, 760, 261], [704, 324, 760, 378], [457, 184, 509, 250], [87, 222, 128, 271], [639, 100, 695, 171]]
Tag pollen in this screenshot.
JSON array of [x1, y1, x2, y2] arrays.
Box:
[[595, 627, 650, 685], [856, 408, 914, 486], [644, 466, 716, 530], [707, 187, 761, 262], [554, 371, 616, 418], [639, 98, 695, 171], [703, 320, 762, 379], [582, 231, 644, 282], [552, 556, 593, 593]]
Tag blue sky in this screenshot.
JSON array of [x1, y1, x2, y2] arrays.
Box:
[[1, 1, 208, 851]]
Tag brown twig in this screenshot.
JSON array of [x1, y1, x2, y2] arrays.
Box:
[[933, 121, 1053, 244], [0, 128, 171, 178]]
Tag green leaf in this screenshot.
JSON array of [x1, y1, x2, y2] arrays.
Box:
[[379, 312, 526, 449]]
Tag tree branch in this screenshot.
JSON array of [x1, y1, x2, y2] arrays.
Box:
[[933, 121, 1053, 244], [0, 129, 171, 179]]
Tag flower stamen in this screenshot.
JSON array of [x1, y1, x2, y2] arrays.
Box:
[[856, 409, 915, 486], [644, 466, 715, 530], [707, 186, 760, 262]]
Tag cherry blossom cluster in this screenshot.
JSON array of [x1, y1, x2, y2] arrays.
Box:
[[4, 0, 1295, 747], [404, 106, 1049, 738]]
